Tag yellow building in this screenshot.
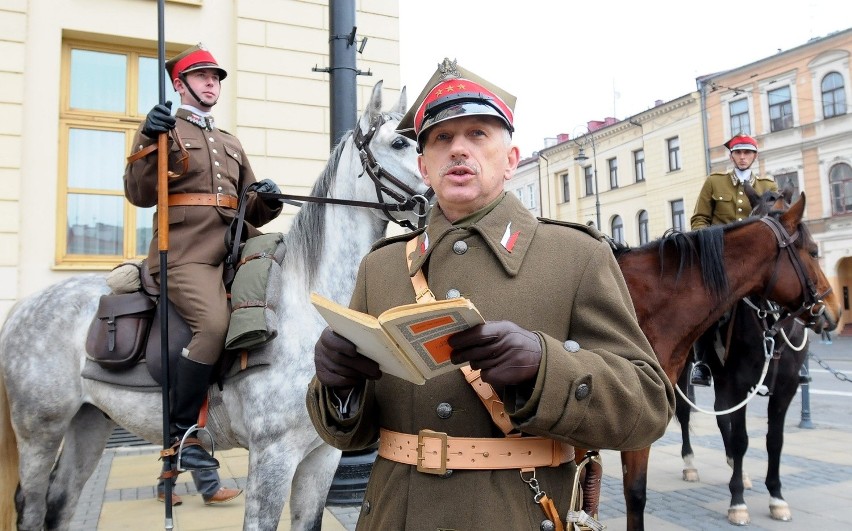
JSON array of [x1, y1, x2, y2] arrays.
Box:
[[0, 0, 403, 319]]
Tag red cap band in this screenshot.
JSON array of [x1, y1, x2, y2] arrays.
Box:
[[413, 78, 514, 137], [170, 49, 219, 79]]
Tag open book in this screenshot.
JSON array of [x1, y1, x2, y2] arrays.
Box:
[[311, 292, 485, 385]]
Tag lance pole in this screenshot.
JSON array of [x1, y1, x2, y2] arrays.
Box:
[[155, 0, 175, 528]]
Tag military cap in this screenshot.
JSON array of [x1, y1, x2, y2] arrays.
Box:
[[166, 43, 227, 81], [724, 132, 758, 152], [397, 58, 516, 146]]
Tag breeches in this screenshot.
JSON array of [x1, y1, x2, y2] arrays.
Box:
[[156, 262, 228, 365]]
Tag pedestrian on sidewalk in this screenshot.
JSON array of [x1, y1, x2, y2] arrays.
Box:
[[156, 468, 242, 506]]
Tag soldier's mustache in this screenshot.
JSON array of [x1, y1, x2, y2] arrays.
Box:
[[440, 160, 479, 176]]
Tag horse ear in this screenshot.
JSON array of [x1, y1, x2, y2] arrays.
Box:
[[780, 191, 806, 229], [782, 187, 794, 204], [359, 80, 384, 134], [391, 86, 408, 115], [744, 183, 760, 209]]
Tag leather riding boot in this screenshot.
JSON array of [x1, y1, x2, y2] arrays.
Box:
[[170, 355, 219, 471], [690, 326, 716, 387]]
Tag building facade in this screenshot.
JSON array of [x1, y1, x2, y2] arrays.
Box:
[[0, 0, 403, 320]]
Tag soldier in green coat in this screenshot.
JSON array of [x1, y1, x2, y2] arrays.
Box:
[[307, 59, 674, 530], [688, 132, 778, 385]]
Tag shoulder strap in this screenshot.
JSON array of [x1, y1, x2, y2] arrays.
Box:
[[403, 238, 516, 435]]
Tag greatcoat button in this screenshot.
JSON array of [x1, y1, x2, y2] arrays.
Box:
[[540, 520, 556, 531], [436, 402, 453, 419], [446, 289, 461, 299], [209, 137, 215, 142], [217, 186, 223, 192], [563, 340, 580, 352], [212, 148, 218, 154], [452, 240, 468, 254], [575, 383, 590, 400], [362, 500, 371, 514]]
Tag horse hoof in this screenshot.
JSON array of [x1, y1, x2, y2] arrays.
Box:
[[742, 472, 753, 490], [682, 468, 700, 482], [770, 498, 792, 521], [728, 505, 750, 526]]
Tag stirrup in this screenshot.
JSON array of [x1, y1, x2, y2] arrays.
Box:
[[175, 424, 216, 472]]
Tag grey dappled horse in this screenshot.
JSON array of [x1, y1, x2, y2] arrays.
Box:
[[0, 81, 427, 531]]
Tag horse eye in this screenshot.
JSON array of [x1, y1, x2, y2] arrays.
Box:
[[391, 138, 407, 150]]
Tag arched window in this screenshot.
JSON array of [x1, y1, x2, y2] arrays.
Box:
[[822, 72, 847, 119], [638, 210, 649, 245], [830, 162, 852, 215], [611, 215, 624, 244]]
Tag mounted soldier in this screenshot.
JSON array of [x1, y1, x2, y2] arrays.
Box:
[[124, 43, 283, 470], [689, 132, 778, 386]]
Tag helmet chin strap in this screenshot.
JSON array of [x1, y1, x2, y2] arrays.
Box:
[[178, 73, 217, 109]]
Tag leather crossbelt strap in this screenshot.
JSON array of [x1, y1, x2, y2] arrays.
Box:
[[378, 428, 574, 476], [168, 193, 238, 210]]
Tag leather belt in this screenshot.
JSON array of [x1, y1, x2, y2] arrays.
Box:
[[168, 193, 238, 209], [378, 428, 574, 476]]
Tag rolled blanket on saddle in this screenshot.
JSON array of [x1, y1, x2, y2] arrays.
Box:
[[225, 232, 286, 350]]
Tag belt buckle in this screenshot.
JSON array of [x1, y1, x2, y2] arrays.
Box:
[[416, 429, 447, 475], [215, 193, 226, 207]]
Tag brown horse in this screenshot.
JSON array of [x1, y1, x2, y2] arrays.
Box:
[[576, 191, 841, 531]]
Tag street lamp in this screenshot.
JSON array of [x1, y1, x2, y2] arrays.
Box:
[[573, 128, 600, 229]]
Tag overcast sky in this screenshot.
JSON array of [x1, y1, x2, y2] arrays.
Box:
[[399, 1, 852, 158]]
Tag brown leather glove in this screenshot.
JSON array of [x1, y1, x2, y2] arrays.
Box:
[[314, 326, 381, 388], [449, 321, 542, 387]]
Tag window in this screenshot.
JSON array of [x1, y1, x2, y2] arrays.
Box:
[[608, 158, 618, 189], [729, 98, 751, 136], [773, 171, 800, 199], [822, 72, 847, 119], [560, 173, 570, 203], [526, 183, 537, 209], [638, 210, 649, 244], [667, 137, 681, 171], [671, 199, 685, 232], [830, 162, 852, 215], [514, 187, 525, 205], [768, 86, 793, 132], [59, 41, 179, 267], [584, 166, 594, 197], [633, 149, 645, 182], [611, 215, 624, 244]]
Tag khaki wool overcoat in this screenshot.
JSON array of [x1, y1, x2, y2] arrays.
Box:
[[691, 170, 778, 230], [308, 192, 674, 531]]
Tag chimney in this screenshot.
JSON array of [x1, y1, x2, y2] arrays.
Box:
[[556, 133, 570, 143]]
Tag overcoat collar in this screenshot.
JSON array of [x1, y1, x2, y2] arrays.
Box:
[[408, 193, 538, 278], [726, 169, 760, 187]]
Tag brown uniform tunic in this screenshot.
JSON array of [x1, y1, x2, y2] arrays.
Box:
[[307, 193, 674, 530], [123, 108, 280, 363], [691, 170, 778, 230]]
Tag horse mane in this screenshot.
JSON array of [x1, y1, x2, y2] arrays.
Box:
[[283, 130, 352, 286], [614, 224, 734, 300]]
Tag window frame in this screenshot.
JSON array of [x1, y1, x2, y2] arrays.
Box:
[[729, 98, 751, 137], [633, 149, 645, 183], [608, 157, 618, 189], [768, 85, 794, 132], [830, 162, 852, 215], [667, 137, 681, 172], [671, 199, 685, 232], [584, 166, 594, 197], [611, 215, 624, 244], [822, 72, 847, 119], [638, 210, 649, 244], [57, 40, 176, 268], [560, 172, 570, 203]]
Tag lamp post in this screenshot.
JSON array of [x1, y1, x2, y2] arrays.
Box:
[[573, 127, 600, 229]]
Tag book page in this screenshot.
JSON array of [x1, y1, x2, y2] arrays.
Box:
[[380, 298, 484, 379], [311, 293, 425, 384]]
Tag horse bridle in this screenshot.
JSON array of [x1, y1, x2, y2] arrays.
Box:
[[353, 112, 433, 231], [757, 215, 830, 332]]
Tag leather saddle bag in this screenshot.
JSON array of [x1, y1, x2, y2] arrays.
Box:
[[86, 291, 156, 370]]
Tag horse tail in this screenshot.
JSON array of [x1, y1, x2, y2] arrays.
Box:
[[0, 369, 20, 529]]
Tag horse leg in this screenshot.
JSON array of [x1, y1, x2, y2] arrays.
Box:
[[243, 439, 299, 531], [621, 447, 650, 531], [764, 367, 799, 522], [675, 369, 699, 482], [725, 406, 750, 526], [289, 441, 342, 531], [45, 403, 115, 530]]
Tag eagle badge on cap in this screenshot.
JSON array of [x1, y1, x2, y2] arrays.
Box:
[[438, 58, 460, 80]]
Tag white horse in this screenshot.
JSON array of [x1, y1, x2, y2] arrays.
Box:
[[0, 81, 427, 530]]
